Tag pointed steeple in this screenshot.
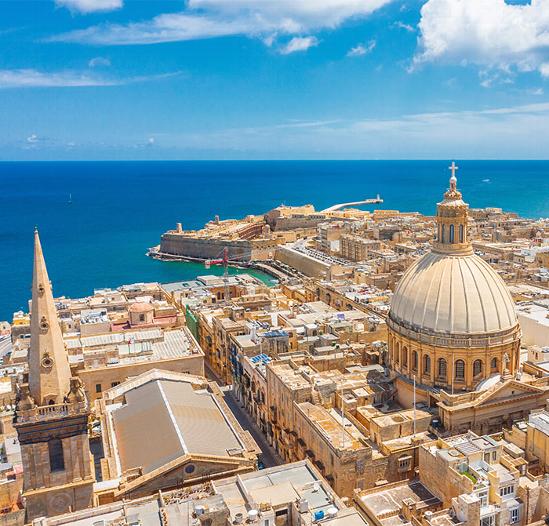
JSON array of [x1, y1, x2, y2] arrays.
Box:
[[28, 229, 71, 405]]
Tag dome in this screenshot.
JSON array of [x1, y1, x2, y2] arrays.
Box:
[[389, 251, 518, 336]]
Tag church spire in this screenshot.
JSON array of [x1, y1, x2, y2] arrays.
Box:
[[433, 162, 472, 255], [28, 229, 72, 405]]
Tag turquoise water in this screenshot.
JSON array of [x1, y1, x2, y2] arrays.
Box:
[[0, 160, 548, 320]]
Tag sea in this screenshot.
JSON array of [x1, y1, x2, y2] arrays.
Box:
[[0, 160, 548, 321]]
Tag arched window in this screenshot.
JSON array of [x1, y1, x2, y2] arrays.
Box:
[[441, 225, 446, 243], [438, 358, 447, 380], [48, 439, 65, 472], [459, 224, 464, 243], [423, 354, 431, 375], [449, 224, 455, 243], [395, 342, 400, 365], [473, 359, 483, 377], [402, 347, 408, 368], [455, 360, 465, 380], [491, 357, 498, 370], [412, 351, 418, 371]]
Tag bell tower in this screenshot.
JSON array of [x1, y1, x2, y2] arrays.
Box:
[[14, 229, 95, 521]]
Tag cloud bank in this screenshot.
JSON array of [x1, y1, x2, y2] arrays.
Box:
[[51, 0, 392, 46]]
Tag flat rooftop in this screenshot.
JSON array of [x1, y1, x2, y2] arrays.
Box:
[[359, 480, 439, 517]]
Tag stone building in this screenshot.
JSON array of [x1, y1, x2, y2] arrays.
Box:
[[97, 369, 259, 502], [418, 432, 532, 525], [28, 461, 371, 526], [14, 230, 95, 521], [265, 360, 430, 498], [387, 166, 521, 406]]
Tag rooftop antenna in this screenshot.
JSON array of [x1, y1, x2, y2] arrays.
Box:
[[413, 374, 417, 438]]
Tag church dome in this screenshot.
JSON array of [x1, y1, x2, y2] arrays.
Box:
[[389, 164, 519, 340], [388, 164, 521, 396], [389, 250, 518, 336]]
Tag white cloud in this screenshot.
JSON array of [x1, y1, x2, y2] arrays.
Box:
[[279, 36, 318, 55], [393, 21, 415, 32], [415, 0, 549, 78], [26, 134, 39, 144], [51, 0, 392, 45], [55, 0, 122, 14], [540, 63, 549, 77], [88, 56, 111, 68], [347, 40, 376, 57], [0, 69, 180, 88]]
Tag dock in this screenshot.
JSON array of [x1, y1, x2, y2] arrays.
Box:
[[322, 195, 383, 212]]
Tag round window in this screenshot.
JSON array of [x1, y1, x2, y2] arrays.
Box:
[[41, 356, 54, 369], [185, 464, 196, 474]]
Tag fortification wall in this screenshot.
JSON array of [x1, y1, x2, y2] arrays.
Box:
[[275, 246, 330, 278], [160, 234, 253, 261]]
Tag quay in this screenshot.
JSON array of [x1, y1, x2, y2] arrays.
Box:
[[321, 194, 383, 212]]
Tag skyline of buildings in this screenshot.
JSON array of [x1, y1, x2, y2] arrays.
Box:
[[1, 165, 549, 524]]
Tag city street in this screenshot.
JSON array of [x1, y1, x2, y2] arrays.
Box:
[[205, 363, 283, 468]]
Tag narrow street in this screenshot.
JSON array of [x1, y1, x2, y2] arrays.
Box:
[[204, 363, 283, 468]]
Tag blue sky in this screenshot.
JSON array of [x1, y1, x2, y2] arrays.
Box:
[[2, 0, 549, 159]]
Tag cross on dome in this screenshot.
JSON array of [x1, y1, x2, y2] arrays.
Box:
[[448, 161, 458, 191]]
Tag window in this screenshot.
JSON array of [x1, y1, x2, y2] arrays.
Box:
[[398, 455, 412, 472], [477, 490, 488, 507], [395, 343, 400, 365], [48, 439, 65, 472], [95, 383, 102, 393], [402, 347, 408, 368], [449, 224, 455, 243], [423, 354, 431, 375], [473, 360, 483, 377], [111, 382, 120, 388], [510, 508, 520, 524], [491, 357, 498, 370], [480, 515, 495, 526], [139, 314, 145, 322], [500, 485, 514, 497], [412, 351, 418, 371], [455, 360, 465, 380], [459, 224, 464, 243], [441, 225, 446, 243], [438, 358, 447, 380]]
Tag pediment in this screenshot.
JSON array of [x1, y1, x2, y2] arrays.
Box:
[[475, 380, 545, 407]]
